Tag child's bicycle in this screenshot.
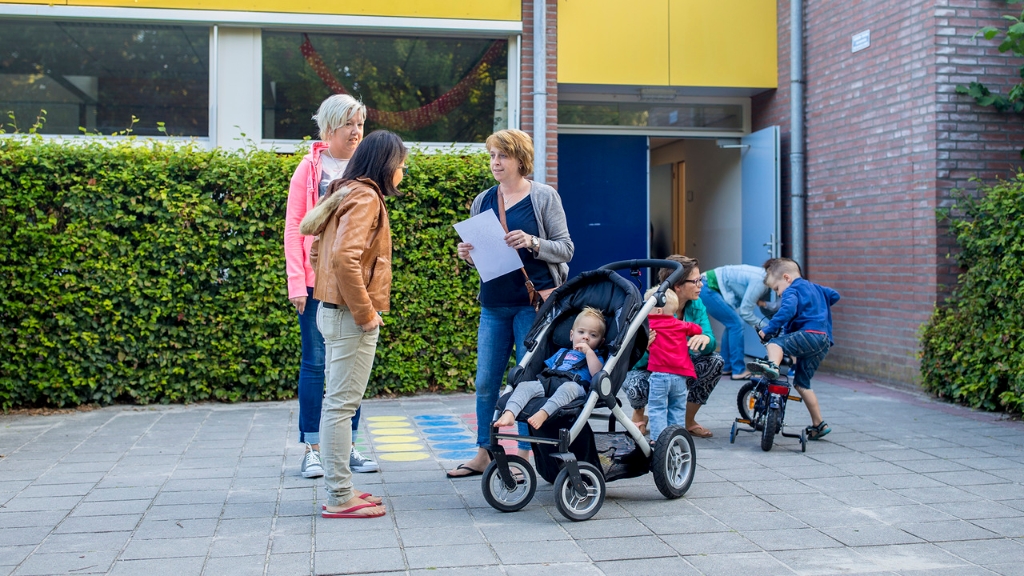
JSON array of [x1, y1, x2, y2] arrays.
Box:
[[729, 372, 806, 452], [729, 324, 807, 452]]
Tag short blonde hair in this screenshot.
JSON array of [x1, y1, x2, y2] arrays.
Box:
[[573, 307, 607, 337], [645, 287, 680, 315], [485, 129, 534, 176], [313, 94, 366, 141]]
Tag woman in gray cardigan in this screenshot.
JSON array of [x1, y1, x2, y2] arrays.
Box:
[[447, 129, 574, 478]]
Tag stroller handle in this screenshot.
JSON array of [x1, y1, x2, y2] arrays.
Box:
[[598, 259, 686, 295]]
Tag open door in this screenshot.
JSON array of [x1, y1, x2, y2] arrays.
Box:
[[740, 126, 781, 357]]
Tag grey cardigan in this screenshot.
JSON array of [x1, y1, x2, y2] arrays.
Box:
[[469, 180, 574, 285]]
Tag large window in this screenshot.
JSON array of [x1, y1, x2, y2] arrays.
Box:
[[262, 32, 508, 143], [559, 102, 744, 131], [0, 20, 209, 137]]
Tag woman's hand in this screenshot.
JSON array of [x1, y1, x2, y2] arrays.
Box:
[[687, 334, 711, 352], [361, 315, 384, 332], [647, 329, 657, 349], [290, 296, 307, 315], [457, 242, 475, 266], [504, 230, 535, 252]]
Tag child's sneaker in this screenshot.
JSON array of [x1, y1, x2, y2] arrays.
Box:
[[746, 359, 780, 380], [805, 421, 831, 440], [301, 445, 324, 478], [350, 446, 379, 473]]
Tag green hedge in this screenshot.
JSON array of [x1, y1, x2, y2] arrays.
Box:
[[920, 174, 1024, 413], [0, 137, 491, 410]]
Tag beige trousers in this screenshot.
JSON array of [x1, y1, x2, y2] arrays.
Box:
[[316, 304, 379, 506]]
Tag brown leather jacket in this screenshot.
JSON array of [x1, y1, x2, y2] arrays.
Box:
[[299, 178, 391, 326]]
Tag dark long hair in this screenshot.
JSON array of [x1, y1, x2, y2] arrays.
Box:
[[341, 130, 407, 197]]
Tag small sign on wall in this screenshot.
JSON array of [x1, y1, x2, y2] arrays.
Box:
[[852, 30, 870, 53]]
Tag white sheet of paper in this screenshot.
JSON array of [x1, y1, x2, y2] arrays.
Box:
[[453, 211, 523, 283]]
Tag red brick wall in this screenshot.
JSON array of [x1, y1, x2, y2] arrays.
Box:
[[520, 0, 559, 187], [754, 0, 1024, 386]]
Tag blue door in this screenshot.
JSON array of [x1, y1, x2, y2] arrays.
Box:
[[740, 126, 781, 357], [556, 134, 648, 280]]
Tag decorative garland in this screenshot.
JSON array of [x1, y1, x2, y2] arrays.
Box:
[[300, 34, 504, 132]]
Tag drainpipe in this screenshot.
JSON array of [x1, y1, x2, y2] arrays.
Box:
[[790, 0, 806, 268], [533, 0, 547, 183]]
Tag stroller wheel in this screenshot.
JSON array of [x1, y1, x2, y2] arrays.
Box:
[[553, 462, 605, 522], [481, 455, 536, 512], [652, 425, 696, 499]]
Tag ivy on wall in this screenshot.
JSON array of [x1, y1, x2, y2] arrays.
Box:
[[0, 137, 492, 410], [920, 174, 1024, 413]]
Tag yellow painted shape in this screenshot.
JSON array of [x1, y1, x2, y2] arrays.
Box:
[[371, 436, 421, 444], [64, 0, 520, 21], [375, 443, 425, 452], [365, 416, 408, 422], [378, 452, 429, 462], [558, 0, 669, 86], [7, 0, 68, 4], [369, 428, 417, 436], [669, 0, 777, 88]]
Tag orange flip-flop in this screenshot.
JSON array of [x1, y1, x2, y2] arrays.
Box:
[[322, 503, 385, 518]]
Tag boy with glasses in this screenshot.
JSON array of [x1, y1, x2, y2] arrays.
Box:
[[747, 258, 841, 440]]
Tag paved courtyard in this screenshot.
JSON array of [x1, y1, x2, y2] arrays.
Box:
[[1, 373, 1024, 575]]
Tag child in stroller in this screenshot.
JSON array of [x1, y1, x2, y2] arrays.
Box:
[[494, 307, 606, 431], [481, 260, 698, 521]]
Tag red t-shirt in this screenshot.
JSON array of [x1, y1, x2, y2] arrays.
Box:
[[647, 314, 703, 378]]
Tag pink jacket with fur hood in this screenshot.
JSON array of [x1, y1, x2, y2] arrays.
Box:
[[284, 141, 330, 299]]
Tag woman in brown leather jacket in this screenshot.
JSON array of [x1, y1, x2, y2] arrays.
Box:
[[299, 130, 407, 519]]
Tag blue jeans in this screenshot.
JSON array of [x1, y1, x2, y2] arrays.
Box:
[[700, 285, 747, 374], [770, 331, 830, 390], [475, 306, 537, 450], [297, 287, 360, 445], [647, 372, 688, 441]]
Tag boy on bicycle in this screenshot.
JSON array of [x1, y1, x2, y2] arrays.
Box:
[[747, 258, 840, 440]]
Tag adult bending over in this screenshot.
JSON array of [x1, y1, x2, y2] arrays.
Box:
[[299, 130, 406, 518], [699, 264, 771, 380], [284, 94, 377, 478], [447, 129, 574, 478]]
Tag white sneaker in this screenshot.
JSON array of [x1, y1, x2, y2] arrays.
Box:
[[350, 446, 379, 473], [301, 445, 324, 478]]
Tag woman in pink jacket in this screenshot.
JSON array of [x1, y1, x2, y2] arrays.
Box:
[[284, 94, 377, 479]]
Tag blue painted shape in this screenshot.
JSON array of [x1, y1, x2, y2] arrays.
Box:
[[414, 415, 457, 421], [557, 134, 649, 277], [438, 450, 480, 461], [424, 434, 476, 442], [417, 420, 460, 427], [432, 442, 477, 451], [741, 126, 781, 358], [422, 427, 469, 435]]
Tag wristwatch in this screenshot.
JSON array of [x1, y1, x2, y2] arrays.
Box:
[[531, 236, 540, 252]]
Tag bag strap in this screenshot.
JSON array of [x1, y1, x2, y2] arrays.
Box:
[[495, 187, 536, 294]]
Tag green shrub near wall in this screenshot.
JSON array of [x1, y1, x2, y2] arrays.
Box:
[[920, 174, 1024, 413], [0, 137, 492, 410]]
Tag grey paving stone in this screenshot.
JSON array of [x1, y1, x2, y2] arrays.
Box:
[[151, 490, 226, 506], [3, 495, 82, 512], [477, 522, 570, 543], [936, 537, 1024, 564], [83, 486, 161, 502], [710, 510, 809, 531], [208, 533, 271, 558], [595, 557, 702, 576], [504, 563, 605, 576], [71, 499, 152, 517], [204, 555, 268, 576], [405, 542, 499, 569], [685, 551, 797, 576], [0, 510, 68, 528], [492, 539, 588, 564], [133, 518, 219, 539], [315, 547, 405, 574], [925, 470, 1011, 486], [0, 526, 53, 548], [662, 530, 761, 556], [55, 513, 142, 534], [741, 527, 843, 551], [315, 528, 398, 551], [895, 520, 998, 542], [819, 525, 923, 547], [0, 547, 33, 567], [107, 556, 205, 576], [576, 535, 677, 561], [857, 543, 971, 571], [266, 552, 311, 576], [13, 549, 118, 576], [120, 536, 212, 559], [769, 547, 878, 575], [929, 499, 1023, 521]]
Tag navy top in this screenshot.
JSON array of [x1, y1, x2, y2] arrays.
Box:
[[478, 187, 556, 307], [762, 277, 841, 344], [544, 348, 605, 385]]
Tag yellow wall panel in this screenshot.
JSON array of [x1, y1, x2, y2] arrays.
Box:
[[558, 0, 669, 86], [6, 0, 68, 4], [61, 0, 520, 21], [669, 0, 776, 88]]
